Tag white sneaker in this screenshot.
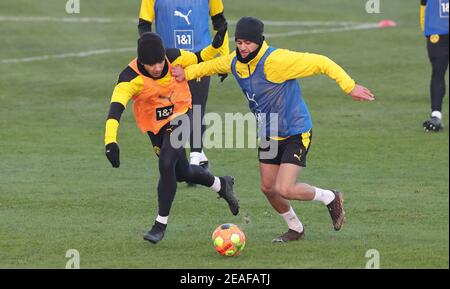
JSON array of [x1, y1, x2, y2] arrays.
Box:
[[190, 151, 208, 166]]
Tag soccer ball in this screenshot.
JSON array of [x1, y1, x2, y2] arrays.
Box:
[[212, 223, 246, 257]]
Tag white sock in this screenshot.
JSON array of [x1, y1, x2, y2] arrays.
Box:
[[156, 215, 168, 225], [280, 207, 304, 233], [210, 176, 221, 193], [432, 111, 442, 119], [199, 150, 208, 162], [190, 152, 201, 165], [313, 187, 335, 205]]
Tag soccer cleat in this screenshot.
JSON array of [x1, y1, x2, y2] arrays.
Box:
[[423, 117, 444, 132], [327, 190, 345, 231], [272, 229, 305, 243], [218, 176, 240, 216], [143, 221, 167, 244]]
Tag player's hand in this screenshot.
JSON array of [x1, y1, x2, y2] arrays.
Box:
[[349, 84, 375, 101], [171, 65, 186, 82], [105, 142, 120, 168], [218, 73, 228, 82], [212, 23, 228, 49]]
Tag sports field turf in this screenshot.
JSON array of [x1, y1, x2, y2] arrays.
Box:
[[0, 0, 448, 268]]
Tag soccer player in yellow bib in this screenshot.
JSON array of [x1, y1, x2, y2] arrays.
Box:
[[172, 17, 375, 242]]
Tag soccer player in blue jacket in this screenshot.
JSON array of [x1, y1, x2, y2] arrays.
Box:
[[172, 17, 375, 242], [421, 0, 449, 132], [139, 0, 230, 166]]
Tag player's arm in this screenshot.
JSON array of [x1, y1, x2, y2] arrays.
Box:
[[210, 0, 230, 57], [420, 0, 427, 32], [267, 50, 374, 100], [267, 50, 357, 93], [138, 0, 155, 36], [172, 53, 234, 81], [104, 67, 144, 168]]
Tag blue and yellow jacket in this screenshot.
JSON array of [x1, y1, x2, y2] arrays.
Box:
[[184, 41, 356, 138]]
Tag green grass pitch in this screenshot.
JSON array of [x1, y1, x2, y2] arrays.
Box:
[[0, 0, 448, 268]]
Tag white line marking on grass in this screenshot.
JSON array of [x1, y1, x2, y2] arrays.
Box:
[[265, 23, 380, 37], [0, 47, 135, 64], [0, 16, 134, 23], [0, 20, 384, 64]]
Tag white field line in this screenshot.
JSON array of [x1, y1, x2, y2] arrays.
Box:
[[1, 48, 135, 64], [0, 18, 383, 64], [265, 23, 379, 37], [0, 16, 134, 23]]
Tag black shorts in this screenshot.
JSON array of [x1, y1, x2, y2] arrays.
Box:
[[147, 113, 191, 157], [258, 131, 312, 167]]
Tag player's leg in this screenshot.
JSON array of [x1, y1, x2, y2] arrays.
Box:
[[275, 132, 345, 231], [259, 137, 304, 242], [259, 163, 288, 213], [423, 34, 449, 132], [259, 162, 304, 243], [188, 77, 211, 168], [273, 164, 315, 201], [143, 125, 181, 244], [174, 147, 240, 216]]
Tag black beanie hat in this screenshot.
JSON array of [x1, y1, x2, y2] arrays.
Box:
[[137, 32, 165, 65], [235, 17, 264, 45]]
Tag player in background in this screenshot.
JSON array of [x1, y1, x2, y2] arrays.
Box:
[[104, 31, 238, 244], [420, 0, 449, 132], [171, 17, 375, 242], [139, 0, 230, 169]]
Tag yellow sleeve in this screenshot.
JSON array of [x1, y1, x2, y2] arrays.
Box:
[[172, 44, 223, 68], [104, 76, 144, 145], [209, 0, 229, 56], [218, 31, 230, 57], [209, 0, 224, 16], [200, 44, 223, 62], [110, 79, 142, 107], [265, 49, 356, 94], [185, 53, 234, 80], [139, 0, 156, 22], [171, 50, 197, 68], [420, 5, 426, 32], [105, 119, 120, 145]]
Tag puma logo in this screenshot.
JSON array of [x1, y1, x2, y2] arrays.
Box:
[[294, 149, 303, 161], [159, 91, 175, 103], [174, 9, 192, 25]]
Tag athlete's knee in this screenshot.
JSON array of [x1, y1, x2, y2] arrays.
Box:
[[158, 154, 177, 175], [260, 182, 277, 198], [431, 58, 449, 77], [176, 167, 190, 182], [273, 183, 294, 200]]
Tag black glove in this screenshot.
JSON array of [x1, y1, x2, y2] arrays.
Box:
[[212, 23, 228, 49], [105, 142, 120, 168], [218, 73, 228, 82]]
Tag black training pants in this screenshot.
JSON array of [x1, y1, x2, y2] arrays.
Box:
[[147, 116, 215, 217], [188, 77, 210, 153], [427, 34, 449, 112]]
